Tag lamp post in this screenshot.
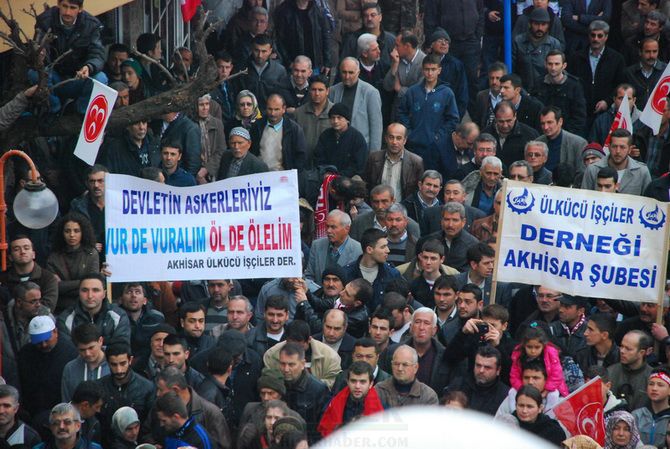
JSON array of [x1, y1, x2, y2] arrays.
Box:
[[0, 150, 59, 270]]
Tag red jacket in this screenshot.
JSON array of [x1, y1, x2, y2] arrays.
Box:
[[317, 386, 385, 437]]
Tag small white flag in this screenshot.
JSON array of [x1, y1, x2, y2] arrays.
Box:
[[639, 63, 670, 134], [603, 94, 633, 151], [74, 78, 118, 166]]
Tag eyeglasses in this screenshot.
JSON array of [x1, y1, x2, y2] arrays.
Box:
[[239, 102, 253, 106], [525, 152, 544, 158], [537, 293, 562, 300], [509, 174, 528, 180], [20, 298, 41, 305], [590, 32, 606, 38], [51, 419, 76, 427]]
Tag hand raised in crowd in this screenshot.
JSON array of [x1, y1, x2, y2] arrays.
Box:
[[651, 322, 669, 341]]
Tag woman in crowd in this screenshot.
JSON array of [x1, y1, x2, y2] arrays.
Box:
[[513, 385, 566, 446], [226, 90, 262, 134], [110, 407, 141, 449], [47, 212, 99, 313], [237, 400, 292, 449], [195, 94, 226, 183], [605, 411, 643, 449], [120, 58, 150, 104]]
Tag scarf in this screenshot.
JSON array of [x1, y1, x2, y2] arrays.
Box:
[[605, 411, 641, 449], [199, 116, 211, 165], [317, 386, 384, 437], [314, 174, 343, 239]]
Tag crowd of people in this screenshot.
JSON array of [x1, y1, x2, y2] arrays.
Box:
[[3, 0, 670, 447]]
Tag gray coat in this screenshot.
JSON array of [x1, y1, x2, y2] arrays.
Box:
[[376, 377, 439, 408], [581, 156, 652, 195], [329, 79, 383, 151], [305, 237, 362, 284], [0, 92, 29, 131], [538, 129, 587, 175]]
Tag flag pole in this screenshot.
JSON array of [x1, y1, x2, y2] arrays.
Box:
[[490, 179, 509, 305]]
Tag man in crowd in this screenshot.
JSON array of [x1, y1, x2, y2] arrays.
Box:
[[294, 75, 334, 166], [537, 106, 588, 173], [61, 324, 109, 402], [0, 236, 58, 312], [216, 128, 269, 180], [58, 274, 130, 347], [363, 123, 425, 201], [330, 57, 383, 151], [34, 403, 101, 449], [582, 129, 651, 195], [608, 330, 654, 410], [375, 345, 439, 407]]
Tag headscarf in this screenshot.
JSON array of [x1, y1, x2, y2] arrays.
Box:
[[235, 90, 262, 128], [111, 406, 139, 436], [605, 411, 641, 449]]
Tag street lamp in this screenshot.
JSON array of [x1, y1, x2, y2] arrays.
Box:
[[0, 150, 59, 270]]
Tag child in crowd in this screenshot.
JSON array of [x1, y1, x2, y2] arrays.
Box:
[[510, 327, 569, 396]]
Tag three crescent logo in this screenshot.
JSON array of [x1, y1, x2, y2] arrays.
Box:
[[84, 95, 109, 143], [651, 76, 670, 114], [576, 403, 603, 443]]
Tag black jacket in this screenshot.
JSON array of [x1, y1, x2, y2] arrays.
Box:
[[245, 322, 286, 357], [250, 116, 307, 171], [154, 114, 202, 176], [449, 375, 509, 415], [18, 338, 77, 416], [98, 131, 160, 177], [644, 174, 670, 202], [574, 342, 620, 374], [273, 0, 331, 69], [35, 7, 105, 77], [239, 59, 288, 109], [532, 73, 587, 136], [424, 0, 485, 41], [483, 120, 540, 167], [314, 127, 369, 178], [298, 300, 368, 340], [190, 347, 263, 426], [313, 331, 355, 369], [515, 412, 567, 446], [340, 28, 397, 68], [285, 371, 330, 442], [515, 94, 544, 132], [415, 229, 480, 272], [196, 375, 237, 427], [569, 47, 627, 115], [97, 371, 155, 445], [549, 318, 589, 357]]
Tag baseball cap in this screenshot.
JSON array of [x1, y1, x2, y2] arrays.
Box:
[[29, 315, 55, 344]]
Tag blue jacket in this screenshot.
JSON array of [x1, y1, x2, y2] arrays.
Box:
[[438, 55, 469, 120], [165, 416, 212, 449], [343, 256, 401, 312], [397, 81, 460, 174]]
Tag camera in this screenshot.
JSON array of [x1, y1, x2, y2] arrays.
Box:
[[476, 323, 489, 343]]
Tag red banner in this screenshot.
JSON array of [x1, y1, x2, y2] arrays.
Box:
[[552, 377, 605, 446]]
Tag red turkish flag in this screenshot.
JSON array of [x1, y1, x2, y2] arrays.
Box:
[[552, 377, 605, 446], [180, 0, 201, 22]]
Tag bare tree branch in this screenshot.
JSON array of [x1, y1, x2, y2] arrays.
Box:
[[46, 48, 73, 70], [130, 48, 177, 86]]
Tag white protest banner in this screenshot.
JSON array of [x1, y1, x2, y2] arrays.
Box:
[[496, 181, 670, 302], [74, 78, 118, 165], [105, 170, 302, 282]]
